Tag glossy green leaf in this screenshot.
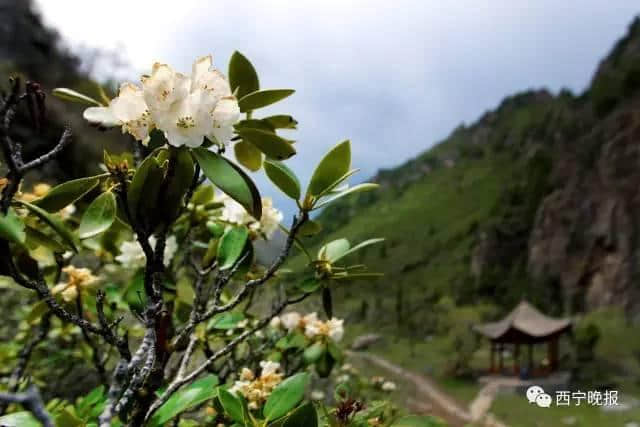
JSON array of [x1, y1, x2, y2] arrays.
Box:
[[283, 402, 318, 427], [218, 388, 245, 423], [264, 115, 298, 129], [392, 415, 447, 427], [34, 175, 101, 212], [18, 200, 77, 251], [164, 148, 195, 220], [0, 208, 26, 244], [264, 160, 301, 200], [235, 119, 275, 132], [318, 238, 350, 262], [299, 277, 321, 293], [234, 140, 263, 171], [263, 372, 309, 421], [192, 148, 262, 219], [308, 140, 351, 196], [128, 154, 163, 226], [298, 220, 322, 237], [148, 375, 219, 427], [78, 192, 117, 239], [236, 128, 296, 161], [276, 332, 307, 350], [217, 226, 249, 270], [228, 51, 260, 99], [191, 185, 215, 205], [0, 411, 40, 427], [238, 89, 295, 112], [24, 226, 65, 252], [314, 183, 379, 209], [303, 341, 326, 364], [208, 312, 245, 330], [52, 88, 102, 106], [331, 238, 385, 263], [327, 340, 343, 362]]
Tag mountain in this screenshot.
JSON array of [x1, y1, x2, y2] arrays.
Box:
[[0, 0, 125, 183], [299, 16, 640, 335]]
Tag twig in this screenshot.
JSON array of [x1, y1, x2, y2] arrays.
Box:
[[0, 386, 53, 427]]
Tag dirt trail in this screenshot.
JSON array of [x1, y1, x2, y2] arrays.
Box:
[[349, 351, 508, 427]]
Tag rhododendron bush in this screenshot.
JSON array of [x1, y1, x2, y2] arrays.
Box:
[[0, 53, 441, 426]]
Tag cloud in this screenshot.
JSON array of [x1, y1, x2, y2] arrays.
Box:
[[36, 0, 639, 216]]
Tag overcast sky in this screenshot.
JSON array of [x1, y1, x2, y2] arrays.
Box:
[[36, 1, 639, 215]]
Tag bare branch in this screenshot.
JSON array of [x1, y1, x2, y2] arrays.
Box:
[[0, 386, 53, 427]]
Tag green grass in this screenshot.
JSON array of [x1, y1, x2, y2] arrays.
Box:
[[491, 394, 640, 427]]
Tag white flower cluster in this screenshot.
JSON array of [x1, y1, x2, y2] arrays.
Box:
[[371, 376, 397, 392], [270, 312, 344, 342], [219, 194, 283, 239], [51, 265, 99, 302], [115, 235, 178, 269], [84, 56, 240, 148], [230, 361, 283, 409]]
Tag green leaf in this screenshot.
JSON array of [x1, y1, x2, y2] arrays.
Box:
[[192, 148, 262, 219], [238, 89, 295, 112], [25, 226, 65, 252], [330, 238, 384, 263], [283, 402, 318, 427], [263, 373, 309, 421], [148, 375, 219, 427], [52, 88, 102, 106], [314, 183, 379, 210], [164, 147, 195, 220], [218, 388, 245, 423], [298, 220, 322, 237], [276, 332, 307, 350], [78, 192, 117, 239], [236, 128, 296, 161], [299, 277, 321, 293], [34, 175, 101, 212], [234, 140, 263, 172], [392, 415, 447, 427], [235, 119, 275, 132], [0, 411, 40, 427], [308, 140, 351, 196], [318, 238, 350, 262], [191, 185, 215, 205], [264, 115, 298, 129], [128, 154, 164, 227], [327, 340, 343, 362], [208, 312, 245, 330], [264, 160, 301, 200], [217, 226, 249, 270], [303, 341, 326, 364], [0, 208, 26, 244], [18, 200, 77, 251], [228, 51, 260, 100]]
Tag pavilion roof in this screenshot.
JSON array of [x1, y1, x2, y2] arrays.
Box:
[[473, 300, 571, 341]]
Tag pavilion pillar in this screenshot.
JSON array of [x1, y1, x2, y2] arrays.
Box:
[[498, 343, 504, 373], [514, 343, 520, 375], [490, 342, 495, 373], [528, 343, 533, 372]]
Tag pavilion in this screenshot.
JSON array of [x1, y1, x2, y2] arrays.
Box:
[[473, 300, 572, 376]]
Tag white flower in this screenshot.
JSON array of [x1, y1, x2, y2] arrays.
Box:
[[51, 266, 99, 303], [83, 56, 240, 148], [259, 360, 281, 377], [381, 381, 397, 392], [269, 316, 282, 329], [280, 312, 302, 332], [115, 235, 177, 268], [304, 316, 344, 342], [310, 390, 325, 401], [326, 318, 344, 342], [219, 195, 283, 239], [336, 374, 350, 384], [84, 83, 152, 143]]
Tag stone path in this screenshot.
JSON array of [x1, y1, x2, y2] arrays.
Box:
[[349, 351, 508, 427]]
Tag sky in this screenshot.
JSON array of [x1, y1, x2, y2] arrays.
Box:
[[36, 0, 639, 217]]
